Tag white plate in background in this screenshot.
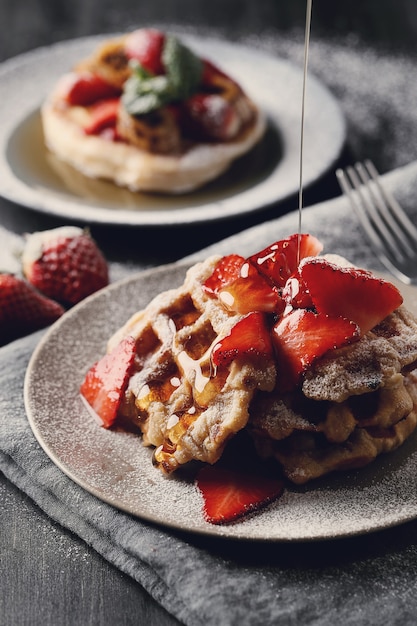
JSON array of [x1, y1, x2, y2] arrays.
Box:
[[0, 34, 345, 226]]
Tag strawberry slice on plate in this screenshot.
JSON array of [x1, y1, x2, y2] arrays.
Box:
[[196, 464, 284, 524], [300, 258, 403, 334], [281, 271, 314, 310], [64, 72, 121, 106], [125, 28, 166, 75], [201, 59, 231, 86], [84, 98, 120, 135], [218, 261, 282, 314], [80, 336, 137, 428], [248, 233, 323, 288], [202, 254, 244, 297], [182, 93, 239, 141], [211, 311, 273, 367], [272, 309, 359, 391]]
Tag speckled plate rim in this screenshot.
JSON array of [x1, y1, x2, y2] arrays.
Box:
[[0, 33, 346, 227], [24, 261, 417, 542]]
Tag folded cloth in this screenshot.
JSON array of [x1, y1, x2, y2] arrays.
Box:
[[264, 33, 417, 175], [187, 159, 417, 271], [1, 159, 417, 626]]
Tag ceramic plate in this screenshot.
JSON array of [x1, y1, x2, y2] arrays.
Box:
[[0, 33, 345, 226], [24, 262, 417, 542]]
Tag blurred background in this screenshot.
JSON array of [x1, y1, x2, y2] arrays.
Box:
[[1, 0, 417, 57], [1, 0, 417, 257]]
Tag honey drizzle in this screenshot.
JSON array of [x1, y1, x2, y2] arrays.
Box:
[[154, 4, 315, 467], [153, 318, 221, 462], [297, 0, 313, 264]]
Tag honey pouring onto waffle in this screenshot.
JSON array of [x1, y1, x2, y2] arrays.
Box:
[[80, 3, 417, 524]]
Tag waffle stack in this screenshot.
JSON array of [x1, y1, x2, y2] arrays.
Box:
[[110, 257, 276, 473], [106, 245, 417, 484], [249, 306, 417, 484]]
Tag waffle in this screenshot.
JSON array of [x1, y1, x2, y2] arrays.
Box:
[[111, 256, 276, 473], [249, 307, 417, 484], [108, 254, 417, 483]]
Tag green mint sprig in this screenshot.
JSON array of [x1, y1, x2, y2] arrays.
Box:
[[122, 35, 203, 116]]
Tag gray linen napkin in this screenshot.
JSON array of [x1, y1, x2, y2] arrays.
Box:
[[1, 160, 417, 626]]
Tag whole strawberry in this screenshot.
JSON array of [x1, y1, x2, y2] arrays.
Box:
[[22, 226, 109, 306], [0, 273, 64, 344]]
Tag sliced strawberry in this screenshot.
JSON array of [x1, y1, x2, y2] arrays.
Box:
[[202, 254, 245, 297], [211, 312, 273, 367], [300, 258, 403, 335], [281, 271, 314, 310], [217, 261, 282, 315], [272, 309, 359, 391], [181, 93, 239, 141], [84, 98, 120, 135], [64, 72, 121, 106], [196, 464, 284, 524], [124, 28, 166, 75], [200, 59, 231, 86], [98, 126, 121, 142], [248, 234, 323, 288], [80, 336, 137, 428]]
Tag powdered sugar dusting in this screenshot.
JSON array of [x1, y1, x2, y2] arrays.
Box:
[[25, 263, 417, 541]]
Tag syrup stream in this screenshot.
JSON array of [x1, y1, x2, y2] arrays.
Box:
[[297, 0, 313, 263]]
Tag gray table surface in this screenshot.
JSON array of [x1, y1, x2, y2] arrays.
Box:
[[1, 2, 417, 625]]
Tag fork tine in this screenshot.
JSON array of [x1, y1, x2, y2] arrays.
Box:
[[336, 166, 400, 261], [350, 163, 409, 262], [356, 161, 417, 257], [363, 160, 417, 245], [336, 163, 416, 284]]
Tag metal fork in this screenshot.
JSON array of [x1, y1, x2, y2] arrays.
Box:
[[336, 160, 417, 284]]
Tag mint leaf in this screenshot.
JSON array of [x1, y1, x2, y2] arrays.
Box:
[[162, 35, 203, 100], [122, 68, 173, 115], [122, 36, 203, 116]]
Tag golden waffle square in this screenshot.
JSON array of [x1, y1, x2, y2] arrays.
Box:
[[110, 256, 276, 473], [249, 307, 417, 484]]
